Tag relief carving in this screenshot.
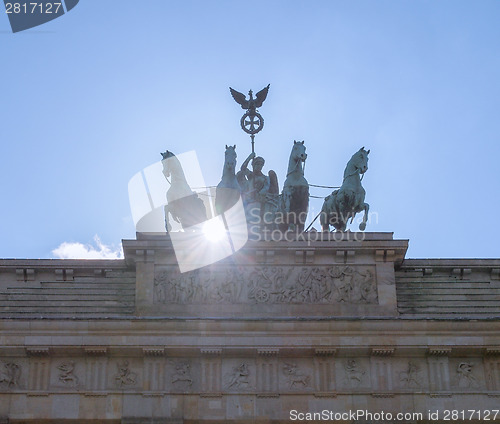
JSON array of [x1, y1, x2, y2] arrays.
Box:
[[57, 361, 79, 387], [282, 363, 310, 389], [154, 269, 242, 304], [0, 362, 21, 388], [114, 361, 137, 388], [456, 362, 479, 388], [399, 361, 421, 388], [154, 265, 377, 305], [226, 363, 251, 389], [171, 361, 193, 387], [329, 266, 376, 303], [344, 359, 365, 388]]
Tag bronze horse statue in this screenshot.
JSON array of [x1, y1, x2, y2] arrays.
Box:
[[277, 140, 309, 232], [320, 147, 370, 232], [161, 150, 207, 232], [215, 145, 241, 215]]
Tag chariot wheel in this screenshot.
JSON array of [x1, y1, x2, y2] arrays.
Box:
[[254, 288, 269, 303], [240, 111, 264, 135]]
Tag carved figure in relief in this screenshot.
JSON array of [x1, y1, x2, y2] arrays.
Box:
[[154, 276, 167, 303], [249, 266, 296, 303], [357, 269, 377, 303], [456, 362, 479, 388], [297, 267, 312, 302], [399, 361, 421, 388], [114, 361, 137, 387], [328, 266, 377, 304], [198, 271, 215, 302], [226, 363, 251, 389], [271, 267, 295, 302], [283, 363, 310, 389], [214, 268, 242, 302], [310, 267, 328, 302], [171, 361, 193, 387], [330, 266, 354, 302], [155, 268, 245, 305], [0, 362, 20, 388], [344, 359, 365, 388], [57, 361, 79, 387]]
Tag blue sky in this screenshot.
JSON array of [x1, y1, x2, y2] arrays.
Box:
[[1, 0, 499, 259]]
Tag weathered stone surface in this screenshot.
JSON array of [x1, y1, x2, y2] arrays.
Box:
[[396, 258, 500, 316]]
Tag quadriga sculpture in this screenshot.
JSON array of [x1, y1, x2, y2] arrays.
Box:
[[320, 147, 370, 232], [161, 150, 207, 232]]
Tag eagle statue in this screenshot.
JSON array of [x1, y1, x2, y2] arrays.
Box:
[[229, 84, 270, 112]]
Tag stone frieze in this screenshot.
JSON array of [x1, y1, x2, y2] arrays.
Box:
[[0, 354, 496, 396], [153, 265, 377, 305]]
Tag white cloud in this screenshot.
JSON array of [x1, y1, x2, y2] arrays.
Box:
[[52, 235, 123, 259]]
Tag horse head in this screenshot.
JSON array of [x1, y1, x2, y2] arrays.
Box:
[[344, 147, 370, 179], [224, 144, 237, 173], [356, 147, 370, 174], [160, 150, 177, 178], [160, 150, 175, 160], [292, 140, 307, 162]]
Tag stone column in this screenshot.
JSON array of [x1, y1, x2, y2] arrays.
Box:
[[143, 348, 165, 392], [427, 348, 451, 393], [26, 348, 50, 393], [256, 348, 279, 396], [200, 349, 222, 396], [370, 348, 395, 395], [84, 348, 108, 393], [484, 349, 500, 392], [313, 348, 336, 396]]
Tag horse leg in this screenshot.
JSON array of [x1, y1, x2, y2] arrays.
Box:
[[298, 187, 309, 233], [164, 205, 172, 232], [335, 206, 347, 232], [359, 202, 369, 231], [335, 191, 349, 232], [320, 202, 329, 232], [322, 194, 338, 232], [283, 188, 292, 231]]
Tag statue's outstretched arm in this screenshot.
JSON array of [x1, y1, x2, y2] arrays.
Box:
[[240, 152, 256, 171]]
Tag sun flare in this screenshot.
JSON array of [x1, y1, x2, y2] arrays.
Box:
[[203, 218, 227, 242]]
